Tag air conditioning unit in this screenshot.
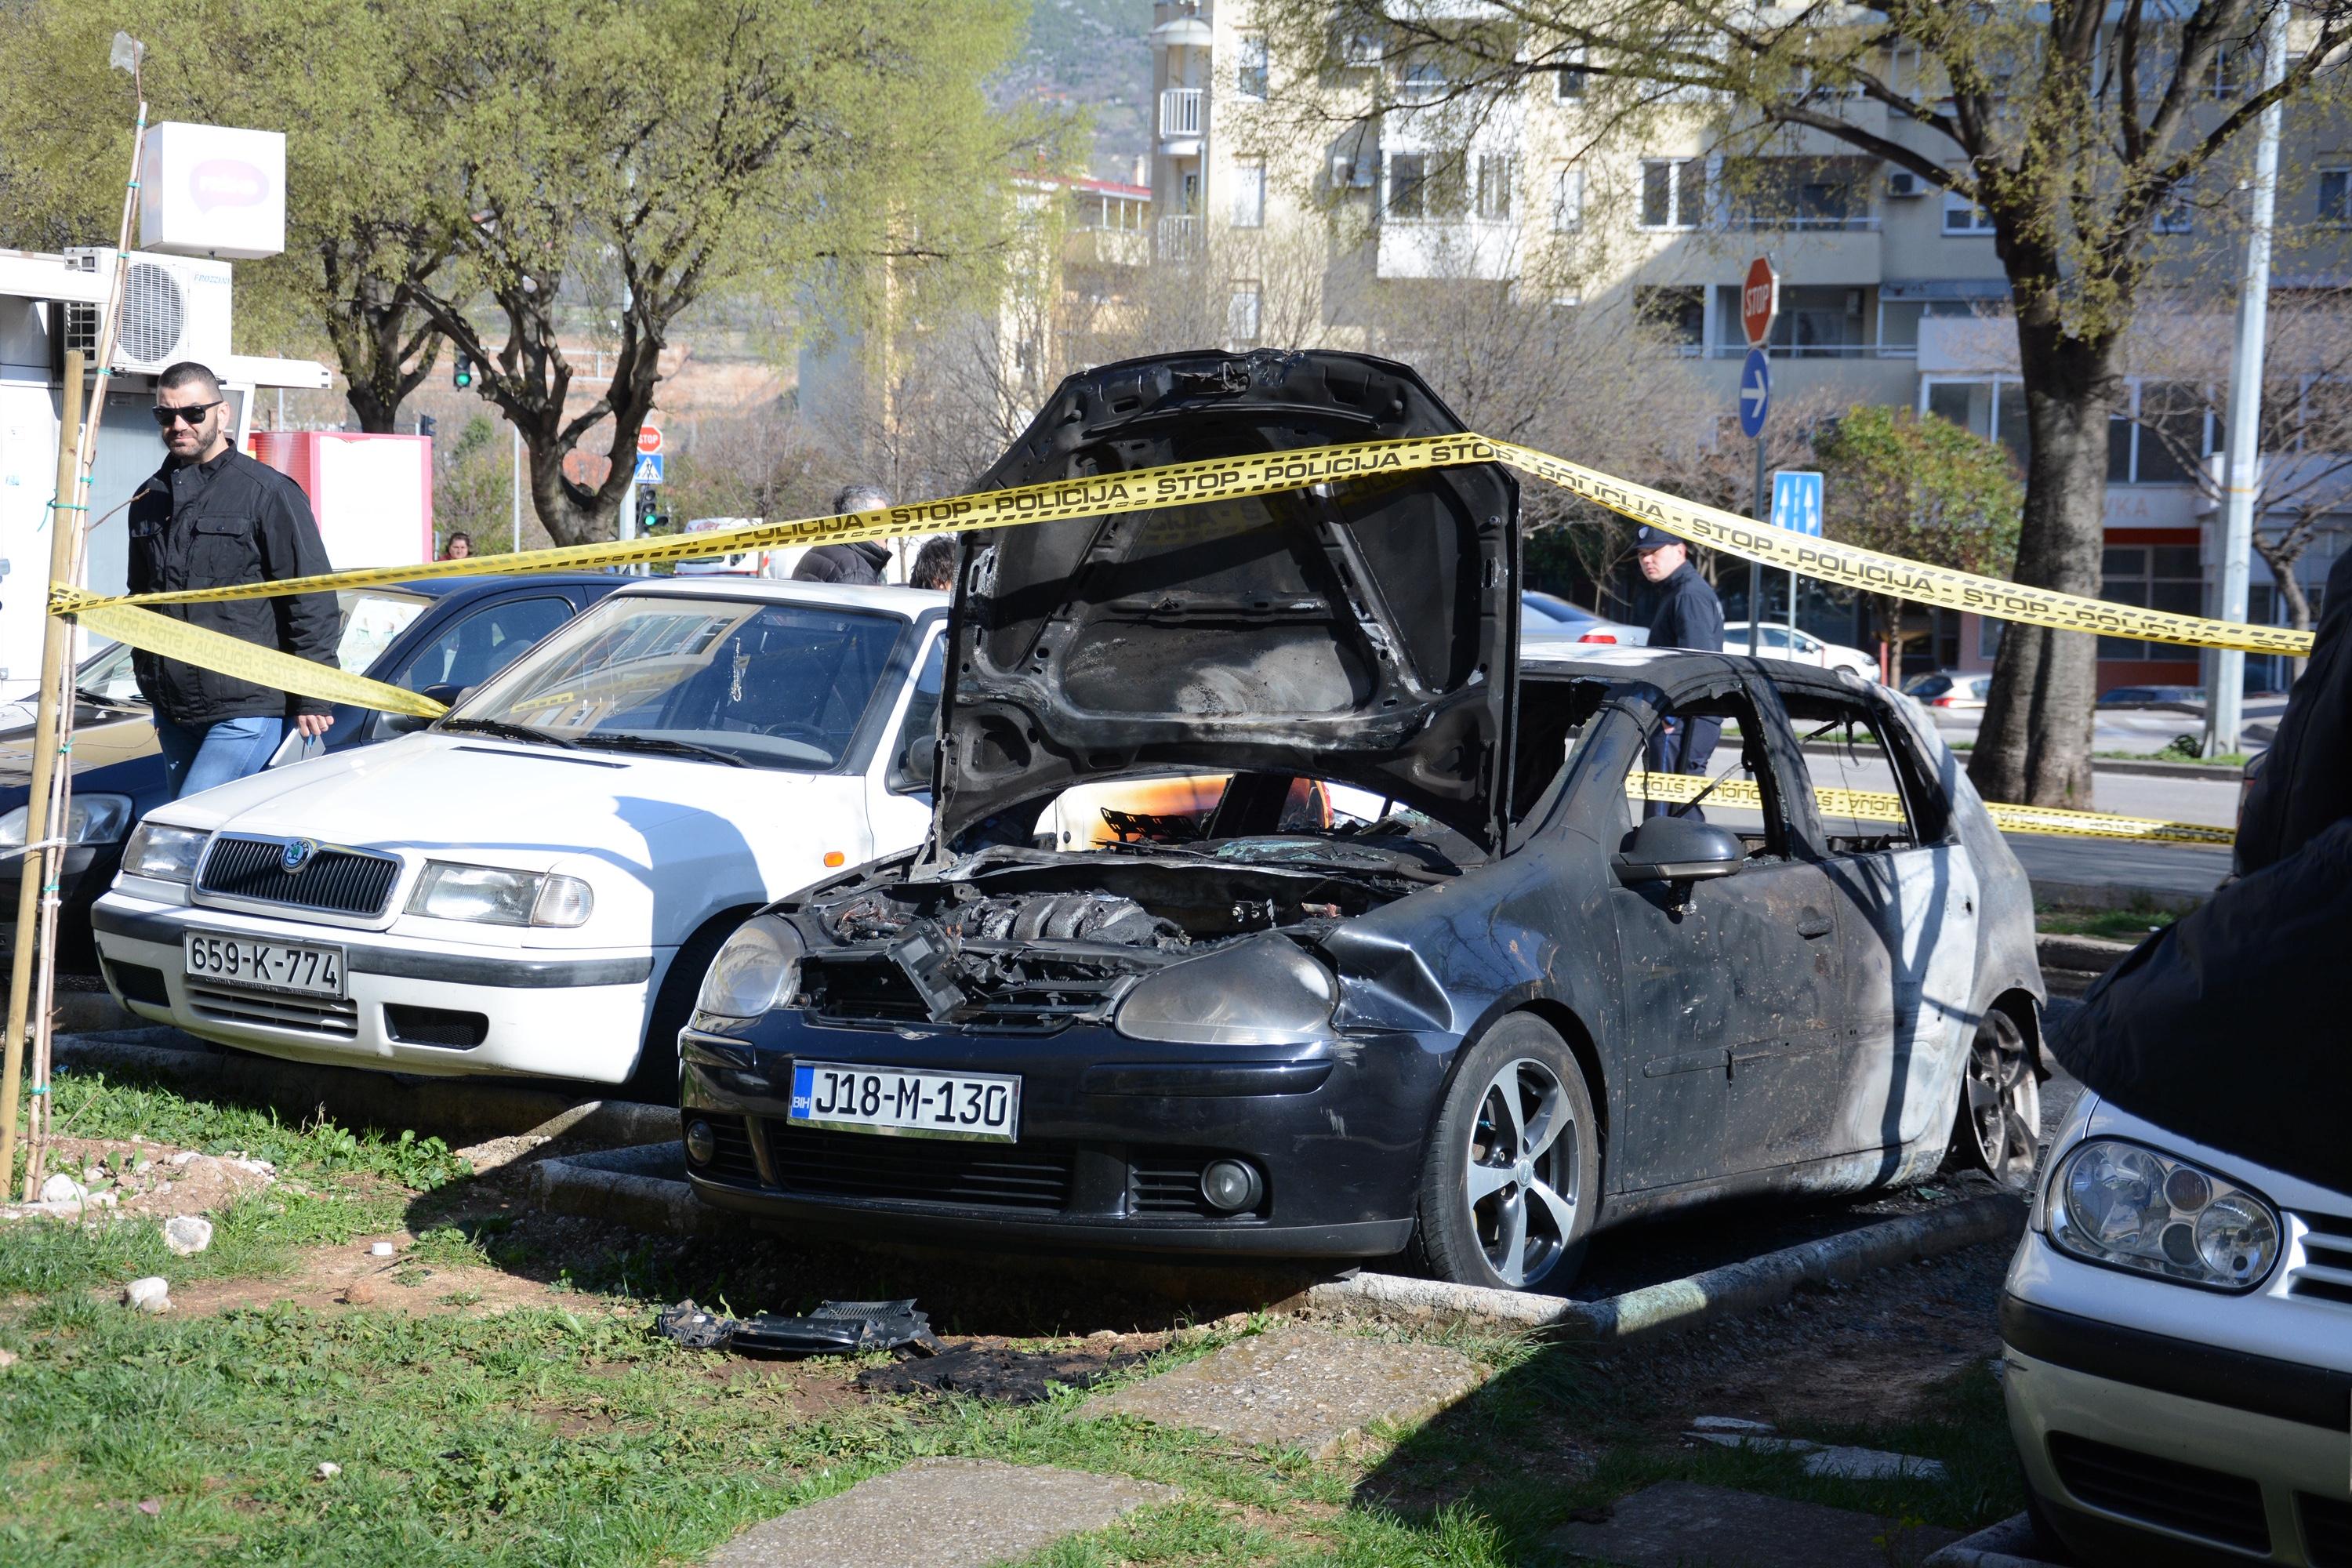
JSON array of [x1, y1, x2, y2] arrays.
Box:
[[1330, 151, 1377, 189], [112, 254, 233, 374], [1887, 169, 1926, 198]]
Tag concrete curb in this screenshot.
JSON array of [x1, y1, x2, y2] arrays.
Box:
[[2034, 931, 2140, 1000], [1303, 1194, 2027, 1341], [52, 1027, 678, 1149], [531, 1141, 731, 1236], [528, 1141, 2025, 1345]]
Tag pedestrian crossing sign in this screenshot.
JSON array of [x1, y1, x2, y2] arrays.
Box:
[[633, 452, 665, 485]]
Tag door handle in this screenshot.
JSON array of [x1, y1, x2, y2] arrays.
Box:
[[1796, 911, 1833, 939]]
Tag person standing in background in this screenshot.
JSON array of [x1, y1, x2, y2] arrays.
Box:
[[441, 531, 473, 561], [792, 485, 893, 584], [1634, 524, 1725, 817], [129, 361, 339, 799], [909, 535, 956, 592]]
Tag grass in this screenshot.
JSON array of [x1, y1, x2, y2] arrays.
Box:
[[2092, 746, 2251, 767], [0, 1076, 2024, 1566], [2034, 906, 2177, 941]]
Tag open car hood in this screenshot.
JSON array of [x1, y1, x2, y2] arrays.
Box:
[[937, 349, 1518, 851]]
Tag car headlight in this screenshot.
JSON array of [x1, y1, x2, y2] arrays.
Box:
[[0, 793, 134, 848], [405, 862, 594, 927], [1115, 936, 1337, 1046], [120, 820, 208, 881], [695, 916, 804, 1018], [2049, 1138, 2281, 1292]]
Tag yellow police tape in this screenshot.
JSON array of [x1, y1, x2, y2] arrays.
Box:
[[48, 430, 2273, 848], [1628, 769, 2235, 847]]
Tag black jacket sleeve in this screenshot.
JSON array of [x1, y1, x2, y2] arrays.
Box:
[[256, 472, 340, 716], [2235, 548, 2352, 874], [791, 546, 847, 583]]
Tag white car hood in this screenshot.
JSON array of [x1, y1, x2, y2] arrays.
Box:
[[157, 731, 834, 876]]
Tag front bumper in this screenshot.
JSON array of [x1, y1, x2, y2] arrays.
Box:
[[2002, 1295, 2352, 1564], [91, 892, 664, 1083], [679, 1011, 1446, 1259]]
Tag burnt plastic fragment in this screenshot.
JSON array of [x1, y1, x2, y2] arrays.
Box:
[[652, 1298, 944, 1358], [888, 925, 969, 1020]]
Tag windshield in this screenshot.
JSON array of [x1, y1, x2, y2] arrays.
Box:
[[336, 590, 430, 675], [74, 641, 142, 705], [448, 594, 909, 771], [1521, 591, 1595, 629]]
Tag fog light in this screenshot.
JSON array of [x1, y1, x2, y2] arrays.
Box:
[[1200, 1158, 1263, 1214], [684, 1120, 717, 1167]]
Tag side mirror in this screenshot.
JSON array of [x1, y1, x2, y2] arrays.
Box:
[[893, 731, 938, 792], [1613, 815, 1744, 884], [385, 684, 465, 737]]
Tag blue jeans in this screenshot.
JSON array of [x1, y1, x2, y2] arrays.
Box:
[[1643, 714, 1722, 820], [154, 715, 287, 800]]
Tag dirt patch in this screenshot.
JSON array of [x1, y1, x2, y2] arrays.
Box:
[[159, 1237, 593, 1320], [3, 1135, 274, 1224], [857, 1333, 1167, 1405], [1602, 1242, 2009, 1432]]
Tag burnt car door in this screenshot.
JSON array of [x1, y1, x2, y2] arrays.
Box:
[[1783, 685, 1981, 1163], [1602, 680, 1847, 1190]]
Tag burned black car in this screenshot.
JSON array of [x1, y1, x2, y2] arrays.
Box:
[[678, 350, 2045, 1291]]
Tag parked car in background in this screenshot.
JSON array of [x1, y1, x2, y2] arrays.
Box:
[[91, 580, 946, 1091], [0, 575, 622, 962], [2002, 1091, 2350, 1563], [1904, 670, 1994, 710], [1721, 622, 1878, 681], [677, 349, 2045, 1292], [2096, 684, 2205, 710], [1520, 590, 1648, 647]]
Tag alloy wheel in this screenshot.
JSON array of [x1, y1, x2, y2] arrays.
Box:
[[1963, 1010, 2040, 1188], [1463, 1056, 1581, 1288]]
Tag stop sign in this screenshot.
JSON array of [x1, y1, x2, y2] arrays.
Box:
[[1741, 257, 1778, 347], [637, 423, 662, 456]]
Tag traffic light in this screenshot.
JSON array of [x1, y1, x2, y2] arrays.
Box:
[[636, 486, 658, 530], [417, 414, 437, 440], [452, 354, 474, 390]]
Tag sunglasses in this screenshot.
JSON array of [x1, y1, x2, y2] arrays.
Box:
[[151, 401, 222, 428]]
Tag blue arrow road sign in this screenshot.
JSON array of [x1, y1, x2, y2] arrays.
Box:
[[1772, 470, 1823, 536], [1737, 348, 1770, 438], [633, 452, 665, 485]]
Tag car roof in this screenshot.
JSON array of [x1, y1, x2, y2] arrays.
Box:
[[380, 572, 626, 601], [607, 576, 949, 617], [1518, 644, 1869, 698]]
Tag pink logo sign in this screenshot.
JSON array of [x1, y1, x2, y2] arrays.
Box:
[[188, 159, 269, 212]]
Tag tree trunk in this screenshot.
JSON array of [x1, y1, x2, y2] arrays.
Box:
[[2254, 535, 2311, 685], [1967, 325, 2121, 809]]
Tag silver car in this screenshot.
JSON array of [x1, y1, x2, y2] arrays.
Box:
[[2002, 1091, 2352, 1563]]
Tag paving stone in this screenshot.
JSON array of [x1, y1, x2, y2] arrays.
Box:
[[1922, 1512, 2074, 1567], [703, 1457, 1174, 1568], [1551, 1481, 1962, 1568], [1079, 1325, 1480, 1458]]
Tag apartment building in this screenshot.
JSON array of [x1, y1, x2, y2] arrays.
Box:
[[1147, 1, 2351, 691]]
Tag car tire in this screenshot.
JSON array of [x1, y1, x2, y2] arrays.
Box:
[[1412, 1014, 1600, 1293], [1946, 1006, 2041, 1189], [628, 914, 748, 1104]]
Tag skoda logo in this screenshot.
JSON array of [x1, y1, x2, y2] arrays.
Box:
[[280, 838, 318, 875]]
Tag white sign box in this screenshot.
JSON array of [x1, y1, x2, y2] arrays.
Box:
[[139, 122, 286, 260]]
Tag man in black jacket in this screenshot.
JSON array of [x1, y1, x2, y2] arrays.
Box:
[[791, 485, 893, 584], [2234, 546, 2352, 874], [1635, 525, 1726, 816], [130, 362, 339, 798]]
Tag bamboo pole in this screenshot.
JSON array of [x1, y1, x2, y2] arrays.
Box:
[[0, 355, 85, 1197]]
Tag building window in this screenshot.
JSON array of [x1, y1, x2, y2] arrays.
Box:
[[1923, 376, 2029, 470], [1475, 153, 1514, 220], [1231, 159, 1266, 227], [2099, 546, 2204, 660], [1227, 283, 1261, 345], [1387, 151, 1428, 219], [1552, 165, 1584, 230], [1237, 34, 1269, 100], [1943, 187, 1996, 234], [1715, 284, 1869, 356], [1554, 48, 1587, 99], [1640, 158, 1704, 229], [2154, 180, 2194, 234], [2320, 168, 2352, 225], [1399, 60, 1447, 103], [2128, 381, 2212, 484], [1635, 285, 1707, 353]]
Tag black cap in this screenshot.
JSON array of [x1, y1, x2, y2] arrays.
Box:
[[1632, 524, 1682, 551]]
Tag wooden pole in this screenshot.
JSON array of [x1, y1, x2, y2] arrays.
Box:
[[0, 353, 85, 1196]]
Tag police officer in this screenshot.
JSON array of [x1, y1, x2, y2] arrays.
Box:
[[1634, 524, 1725, 815], [129, 361, 339, 799]]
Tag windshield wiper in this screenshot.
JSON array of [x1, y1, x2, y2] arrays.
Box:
[[572, 732, 747, 767], [74, 686, 141, 710], [438, 717, 579, 750]]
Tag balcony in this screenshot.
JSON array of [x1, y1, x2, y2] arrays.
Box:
[[1375, 219, 1518, 281], [1156, 215, 1202, 261], [1160, 88, 1203, 154]]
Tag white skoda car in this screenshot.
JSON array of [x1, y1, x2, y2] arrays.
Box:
[[2002, 1091, 2352, 1563], [92, 579, 947, 1087]]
